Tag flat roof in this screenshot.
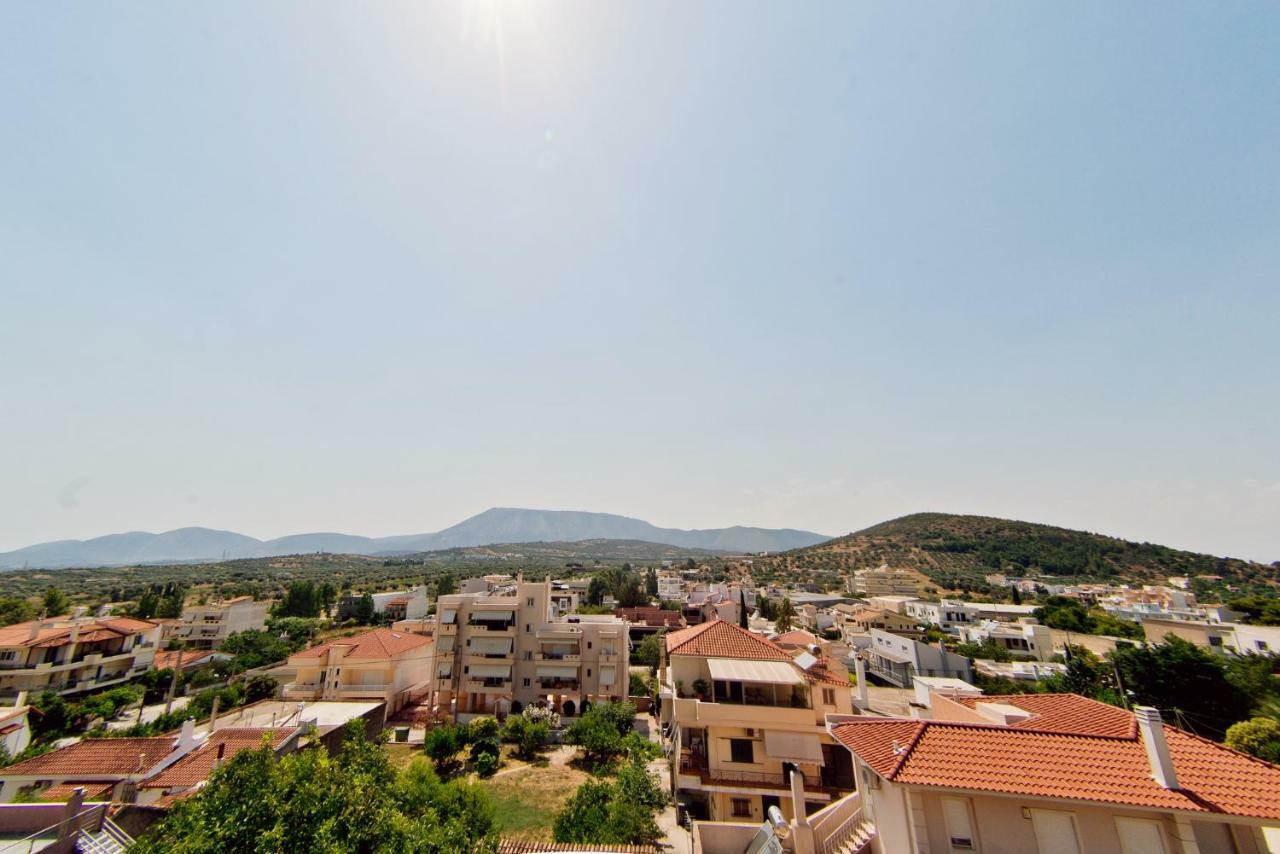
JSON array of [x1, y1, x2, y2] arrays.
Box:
[[202, 700, 381, 733]]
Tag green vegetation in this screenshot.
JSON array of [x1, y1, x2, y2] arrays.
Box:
[[552, 759, 667, 846], [1225, 717, 1280, 763], [1033, 596, 1144, 640], [502, 711, 550, 760], [632, 632, 664, 670], [132, 722, 497, 853], [1228, 596, 1280, 626]]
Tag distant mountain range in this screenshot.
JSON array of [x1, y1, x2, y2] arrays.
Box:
[[0, 507, 830, 570]]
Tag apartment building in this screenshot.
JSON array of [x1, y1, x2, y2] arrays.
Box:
[[903, 599, 979, 632], [850, 567, 924, 598], [0, 616, 161, 702], [834, 606, 926, 641], [1143, 619, 1280, 657], [860, 629, 972, 689], [172, 596, 269, 650], [957, 619, 1054, 662], [828, 693, 1280, 854], [336, 586, 429, 622], [434, 577, 630, 721], [657, 570, 683, 601], [282, 627, 433, 714], [659, 620, 856, 825]]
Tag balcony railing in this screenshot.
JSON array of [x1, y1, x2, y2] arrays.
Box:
[[536, 652, 580, 661], [465, 679, 511, 691], [538, 680, 579, 691]]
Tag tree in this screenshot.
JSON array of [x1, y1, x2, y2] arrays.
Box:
[[219, 630, 292, 671], [0, 597, 35, 627], [565, 702, 637, 766], [633, 632, 664, 670], [738, 589, 749, 629], [1225, 717, 1280, 763], [318, 582, 337, 617], [132, 722, 497, 853], [501, 714, 548, 760], [354, 593, 376, 625], [645, 568, 658, 598], [42, 587, 70, 618], [244, 675, 279, 704], [552, 759, 665, 846], [425, 725, 464, 776], [275, 581, 322, 619], [436, 573, 457, 597], [775, 597, 796, 633], [586, 577, 607, 607], [1110, 636, 1254, 739], [1010, 586, 1023, 605], [615, 577, 648, 609], [553, 779, 613, 844], [1033, 596, 1091, 633], [134, 588, 161, 620]]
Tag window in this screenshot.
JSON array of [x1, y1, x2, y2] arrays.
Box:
[[1115, 817, 1168, 854], [0, 651, 16, 662], [587, 641, 592, 649], [822, 688, 836, 705], [525, 624, 531, 633], [1209, 635, 1222, 646], [942, 797, 977, 851], [587, 669, 592, 677], [731, 798, 752, 818], [729, 739, 754, 764], [526, 598, 534, 607], [524, 651, 532, 661], [1257, 640, 1270, 652], [1029, 809, 1081, 854], [523, 678, 530, 687]]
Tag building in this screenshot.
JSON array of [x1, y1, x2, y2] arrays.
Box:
[[659, 620, 857, 825], [171, 596, 269, 650], [903, 600, 979, 633], [0, 703, 31, 758], [152, 648, 223, 672], [957, 619, 1055, 662], [0, 616, 161, 702], [282, 627, 433, 714], [657, 571, 683, 601], [1143, 619, 1280, 657], [828, 693, 1280, 853], [614, 607, 685, 651], [336, 587, 430, 622], [973, 659, 1069, 683], [434, 577, 631, 720], [850, 567, 925, 598], [835, 606, 926, 641], [860, 629, 973, 688], [0, 719, 301, 804], [865, 595, 920, 614]]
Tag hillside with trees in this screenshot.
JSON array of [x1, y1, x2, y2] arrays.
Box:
[[761, 512, 1279, 593]]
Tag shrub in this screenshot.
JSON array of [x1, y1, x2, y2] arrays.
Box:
[[1226, 717, 1280, 763], [424, 725, 463, 775], [501, 715, 548, 760], [473, 750, 499, 778], [468, 716, 500, 742]]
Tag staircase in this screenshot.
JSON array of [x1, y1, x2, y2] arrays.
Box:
[[77, 817, 133, 854], [810, 791, 876, 854], [828, 819, 875, 854]]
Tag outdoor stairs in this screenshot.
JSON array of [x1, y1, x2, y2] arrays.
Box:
[[830, 820, 875, 854], [76, 817, 133, 854]]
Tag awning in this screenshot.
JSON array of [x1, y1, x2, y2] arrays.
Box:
[[437, 663, 453, 677], [537, 665, 578, 679], [470, 637, 513, 655], [469, 664, 511, 679], [598, 666, 615, 687], [472, 611, 514, 622], [763, 731, 824, 764], [436, 637, 455, 653], [707, 658, 803, 685], [440, 609, 457, 625]]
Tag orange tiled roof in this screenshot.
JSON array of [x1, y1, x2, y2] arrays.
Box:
[[291, 627, 431, 661], [1, 737, 174, 778], [0, 617, 157, 650], [830, 700, 1280, 821], [36, 782, 115, 802], [800, 655, 850, 687], [142, 729, 291, 790], [949, 693, 1137, 738], [665, 620, 792, 661], [153, 650, 218, 671], [773, 629, 819, 647]]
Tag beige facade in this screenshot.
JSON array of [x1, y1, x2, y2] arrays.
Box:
[[0, 617, 161, 702], [282, 628, 433, 714], [172, 596, 269, 649], [659, 621, 856, 827], [434, 578, 630, 720]]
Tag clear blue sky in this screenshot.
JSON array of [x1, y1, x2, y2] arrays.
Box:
[[2, 3, 1278, 561]]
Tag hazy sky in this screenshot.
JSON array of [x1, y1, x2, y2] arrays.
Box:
[[2, 3, 1278, 561]]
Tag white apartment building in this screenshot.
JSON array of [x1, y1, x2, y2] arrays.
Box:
[[434, 577, 630, 721], [850, 566, 924, 598], [172, 596, 270, 649], [657, 571, 683, 601], [957, 619, 1055, 662], [904, 600, 979, 632], [337, 586, 429, 622], [861, 629, 973, 689], [0, 617, 161, 702]]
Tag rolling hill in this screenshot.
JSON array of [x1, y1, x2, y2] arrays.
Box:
[[765, 512, 1279, 591], [0, 508, 829, 570]]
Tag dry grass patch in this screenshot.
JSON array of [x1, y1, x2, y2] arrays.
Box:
[[480, 763, 591, 840]]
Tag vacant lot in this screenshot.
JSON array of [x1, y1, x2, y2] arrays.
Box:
[[480, 754, 589, 840]]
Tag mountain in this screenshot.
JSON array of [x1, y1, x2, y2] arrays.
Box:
[[0, 508, 830, 570], [766, 512, 1278, 589]]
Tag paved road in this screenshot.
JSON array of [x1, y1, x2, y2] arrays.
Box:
[[105, 696, 190, 731]]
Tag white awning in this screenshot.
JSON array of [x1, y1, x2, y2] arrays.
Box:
[[469, 664, 511, 678], [598, 666, 615, 687], [436, 637, 455, 653], [440, 609, 457, 625], [707, 658, 803, 685], [470, 637, 513, 654], [537, 665, 578, 679], [472, 611, 514, 622], [764, 731, 824, 764], [437, 663, 453, 677]]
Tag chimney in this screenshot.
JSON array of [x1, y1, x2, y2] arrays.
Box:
[[177, 718, 198, 752], [1135, 707, 1178, 789], [215, 742, 226, 768]]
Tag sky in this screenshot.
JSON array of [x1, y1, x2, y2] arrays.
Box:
[[1, 2, 1278, 562]]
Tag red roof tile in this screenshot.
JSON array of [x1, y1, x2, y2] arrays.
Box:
[[801, 655, 850, 688], [153, 650, 218, 671], [142, 729, 292, 790], [36, 782, 115, 802], [773, 630, 819, 647], [951, 693, 1136, 738], [830, 701, 1280, 820], [291, 627, 431, 661], [665, 620, 792, 661], [2, 737, 174, 778]]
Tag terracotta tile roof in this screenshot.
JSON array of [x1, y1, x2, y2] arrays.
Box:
[[498, 841, 659, 854], [291, 627, 431, 661], [0, 617, 157, 650], [951, 693, 1136, 738], [36, 782, 115, 802], [773, 629, 819, 647], [665, 620, 792, 661], [614, 608, 684, 628], [801, 655, 850, 687], [1, 737, 174, 778], [142, 729, 292, 790], [153, 650, 218, 671], [830, 701, 1280, 820]]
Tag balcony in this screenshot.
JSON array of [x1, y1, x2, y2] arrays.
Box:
[[467, 621, 516, 633], [672, 697, 817, 727], [537, 679, 580, 691], [464, 679, 512, 692], [536, 652, 580, 662]]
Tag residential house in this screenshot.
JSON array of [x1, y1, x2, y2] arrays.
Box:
[[860, 630, 972, 689], [660, 620, 857, 826], [973, 659, 1069, 683], [957, 619, 1055, 662], [0, 702, 31, 758], [171, 596, 269, 650], [282, 627, 433, 714], [865, 595, 920, 614], [614, 607, 685, 651], [434, 577, 630, 720], [904, 600, 979, 633], [336, 587, 429, 622], [835, 607, 925, 641], [152, 649, 222, 673], [657, 571, 683, 601], [828, 693, 1280, 853], [0, 616, 161, 702], [850, 567, 925, 598]]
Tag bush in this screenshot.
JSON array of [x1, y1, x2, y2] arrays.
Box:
[[1226, 717, 1280, 763], [501, 715, 549, 760], [468, 716, 500, 742], [565, 702, 638, 767], [473, 750, 499, 778], [522, 705, 561, 729], [424, 725, 463, 776], [244, 675, 278, 704]]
